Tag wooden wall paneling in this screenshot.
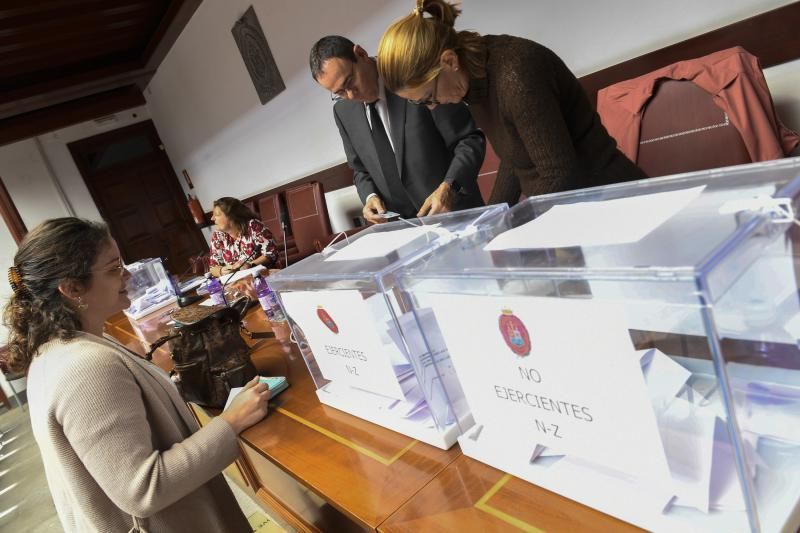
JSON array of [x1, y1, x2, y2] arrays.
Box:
[[257, 193, 285, 243], [243, 199, 258, 218], [243, 163, 353, 210], [0, 176, 27, 244], [579, 1, 800, 104], [285, 182, 332, 256]]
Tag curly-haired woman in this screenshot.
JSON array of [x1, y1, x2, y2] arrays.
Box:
[[4, 217, 268, 532]]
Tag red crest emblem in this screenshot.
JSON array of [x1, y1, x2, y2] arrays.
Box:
[[499, 309, 531, 357], [317, 305, 339, 334]]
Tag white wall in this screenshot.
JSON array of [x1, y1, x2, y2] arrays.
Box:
[[764, 59, 800, 141], [0, 106, 152, 229], [145, 0, 415, 212], [459, 0, 796, 77], [0, 139, 71, 231], [145, 0, 800, 216]]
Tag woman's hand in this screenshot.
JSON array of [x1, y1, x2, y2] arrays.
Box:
[[220, 377, 270, 433], [231, 278, 257, 299]]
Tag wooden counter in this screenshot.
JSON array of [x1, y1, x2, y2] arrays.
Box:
[[380, 455, 640, 532], [106, 305, 459, 531], [105, 305, 643, 532]]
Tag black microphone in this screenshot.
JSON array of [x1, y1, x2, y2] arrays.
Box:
[[221, 244, 262, 307]]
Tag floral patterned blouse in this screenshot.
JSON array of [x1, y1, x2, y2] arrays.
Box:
[[209, 219, 278, 269]]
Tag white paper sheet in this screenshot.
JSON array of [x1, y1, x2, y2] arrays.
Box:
[[657, 398, 717, 512], [709, 423, 760, 511], [386, 307, 465, 425], [484, 185, 705, 250], [280, 289, 406, 399], [430, 293, 672, 487], [224, 386, 243, 410], [324, 225, 442, 261], [640, 348, 692, 411], [219, 265, 266, 284], [783, 312, 800, 339]]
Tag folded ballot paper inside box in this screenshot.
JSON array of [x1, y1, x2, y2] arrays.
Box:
[[124, 258, 177, 320], [224, 376, 288, 410]]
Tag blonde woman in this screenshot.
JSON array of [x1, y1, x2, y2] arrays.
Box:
[[378, 0, 647, 205]]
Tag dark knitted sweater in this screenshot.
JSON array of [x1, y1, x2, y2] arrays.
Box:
[[465, 35, 647, 205]]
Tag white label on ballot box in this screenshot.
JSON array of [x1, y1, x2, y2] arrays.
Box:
[[431, 294, 671, 486], [280, 289, 405, 400]]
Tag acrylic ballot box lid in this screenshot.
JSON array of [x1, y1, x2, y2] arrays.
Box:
[[269, 204, 507, 290], [267, 204, 508, 450], [398, 157, 800, 532]]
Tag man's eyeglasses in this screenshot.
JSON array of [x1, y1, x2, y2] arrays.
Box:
[[409, 73, 440, 107], [331, 64, 357, 101]]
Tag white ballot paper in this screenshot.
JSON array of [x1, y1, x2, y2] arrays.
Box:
[[430, 293, 672, 487], [325, 225, 444, 261], [219, 265, 266, 284], [280, 289, 406, 399], [484, 185, 705, 250], [639, 348, 692, 411], [657, 398, 717, 512]]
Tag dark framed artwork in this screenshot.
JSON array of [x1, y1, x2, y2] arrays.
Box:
[[232, 6, 286, 105]]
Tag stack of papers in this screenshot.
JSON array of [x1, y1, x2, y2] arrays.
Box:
[[219, 265, 266, 284]]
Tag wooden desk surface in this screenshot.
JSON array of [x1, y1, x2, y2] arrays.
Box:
[[106, 305, 460, 531], [239, 327, 461, 530], [107, 304, 679, 531], [380, 454, 641, 532]]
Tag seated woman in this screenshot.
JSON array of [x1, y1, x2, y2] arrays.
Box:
[[4, 217, 270, 532], [377, 0, 648, 205], [209, 197, 279, 277]]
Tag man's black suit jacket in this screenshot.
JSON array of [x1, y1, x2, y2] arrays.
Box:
[[333, 90, 486, 218]]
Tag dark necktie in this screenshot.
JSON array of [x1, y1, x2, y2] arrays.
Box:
[[368, 101, 413, 212]]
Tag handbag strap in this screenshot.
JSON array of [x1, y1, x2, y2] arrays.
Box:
[[145, 332, 182, 361], [240, 323, 275, 340]]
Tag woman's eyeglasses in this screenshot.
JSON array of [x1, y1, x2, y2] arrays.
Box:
[[93, 258, 126, 276], [409, 73, 440, 107]]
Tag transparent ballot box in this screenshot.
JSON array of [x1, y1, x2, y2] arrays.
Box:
[[267, 205, 507, 449], [123, 257, 177, 320], [398, 158, 800, 532]]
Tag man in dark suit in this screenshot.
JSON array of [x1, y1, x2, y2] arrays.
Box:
[[309, 35, 485, 224]]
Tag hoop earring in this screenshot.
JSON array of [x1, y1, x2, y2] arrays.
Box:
[[76, 296, 88, 310]]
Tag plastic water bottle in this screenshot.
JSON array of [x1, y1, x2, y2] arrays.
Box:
[[253, 275, 275, 320], [265, 284, 286, 322], [253, 276, 286, 321], [205, 273, 224, 306]]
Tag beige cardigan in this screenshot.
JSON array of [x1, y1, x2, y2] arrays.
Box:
[[27, 332, 251, 533]]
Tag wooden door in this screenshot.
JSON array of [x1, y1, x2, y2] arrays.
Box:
[[69, 120, 207, 274]]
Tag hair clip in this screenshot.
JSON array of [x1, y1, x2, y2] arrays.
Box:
[[8, 266, 26, 295]]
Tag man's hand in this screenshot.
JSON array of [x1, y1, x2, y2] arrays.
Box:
[[363, 195, 388, 224], [417, 182, 455, 217]]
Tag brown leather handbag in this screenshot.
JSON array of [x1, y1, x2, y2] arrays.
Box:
[[146, 299, 257, 408]]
